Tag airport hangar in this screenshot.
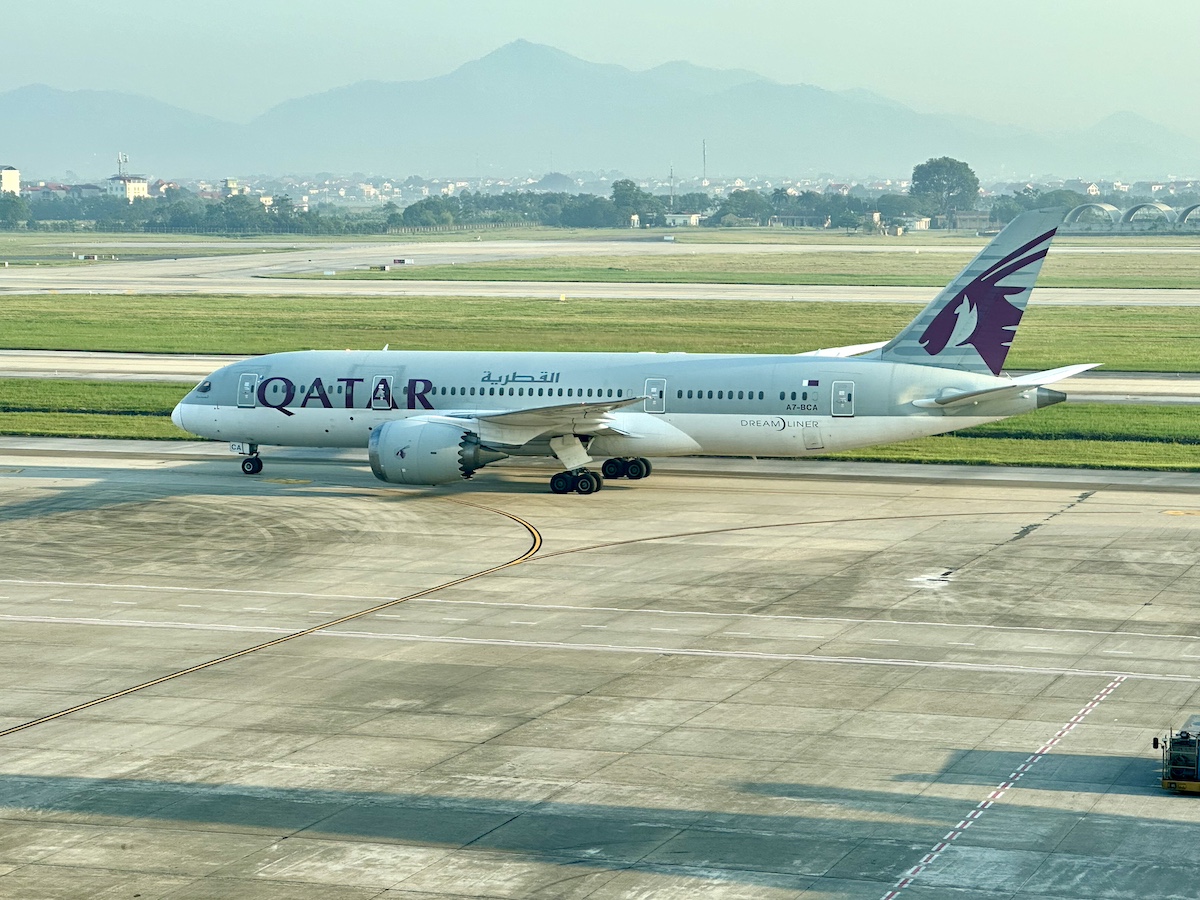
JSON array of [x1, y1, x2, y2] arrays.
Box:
[[3, 250, 1200, 899]]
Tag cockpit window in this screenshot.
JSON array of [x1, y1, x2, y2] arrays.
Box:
[[195, 380, 212, 394]]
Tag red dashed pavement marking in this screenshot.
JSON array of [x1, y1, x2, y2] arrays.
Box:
[[879, 674, 1126, 900]]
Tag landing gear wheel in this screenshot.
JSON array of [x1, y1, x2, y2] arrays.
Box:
[[601, 458, 628, 479], [240, 456, 263, 475], [549, 471, 576, 494], [574, 471, 602, 495], [625, 458, 650, 480]]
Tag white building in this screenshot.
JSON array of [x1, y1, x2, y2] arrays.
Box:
[[0, 166, 18, 195], [107, 174, 149, 202]]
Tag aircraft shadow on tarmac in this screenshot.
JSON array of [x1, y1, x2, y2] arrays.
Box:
[[0, 766, 1187, 890], [0, 456, 578, 528]]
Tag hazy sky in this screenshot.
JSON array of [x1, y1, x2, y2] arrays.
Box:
[[5, 0, 1198, 140]]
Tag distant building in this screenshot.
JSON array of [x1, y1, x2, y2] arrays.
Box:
[[71, 184, 105, 199], [0, 166, 18, 195], [107, 174, 149, 202], [664, 213, 704, 226], [24, 182, 70, 201]]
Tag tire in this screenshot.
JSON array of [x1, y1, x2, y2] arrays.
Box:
[[601, 458, 627, 479], [574, 472, 599, 494], [624, 458, 646, 480], [638, 457, 652, 478], [241, 457, 262, 475], [549, 471, 575, 494]]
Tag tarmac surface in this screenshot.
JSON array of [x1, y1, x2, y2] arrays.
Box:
[[1, 238, 1199, 305], [3, 438, 1200, 899]]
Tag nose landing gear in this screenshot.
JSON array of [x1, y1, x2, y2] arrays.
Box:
[[240, 455, 263, 475]]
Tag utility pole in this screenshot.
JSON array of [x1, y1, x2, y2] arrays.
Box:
[[702, 140, 707, 184]]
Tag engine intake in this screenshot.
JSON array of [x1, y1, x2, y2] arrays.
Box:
[[369, 418, 507, 485]]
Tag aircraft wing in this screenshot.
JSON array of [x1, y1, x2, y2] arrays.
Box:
[[443, 396, 646, 445], [912, 363, 1101, 408]]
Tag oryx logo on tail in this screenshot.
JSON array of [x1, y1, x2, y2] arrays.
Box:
[[917, 228, 1056, 375], [879, 209, 1064, 376]]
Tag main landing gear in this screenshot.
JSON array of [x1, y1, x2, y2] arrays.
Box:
[[601, 457, 652, 481], [548, 458, 652, 495], [549, 469, 604, 495]]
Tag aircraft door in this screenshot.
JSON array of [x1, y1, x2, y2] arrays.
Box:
[[370, 375, 394, 410], [644, 378, 667, 414], [237, 373, 259, 408], [832, 381, 855, 417]]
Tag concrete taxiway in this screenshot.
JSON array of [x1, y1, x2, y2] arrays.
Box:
[[1, 238, 1199, 305], [2, 438, 1200, 898]]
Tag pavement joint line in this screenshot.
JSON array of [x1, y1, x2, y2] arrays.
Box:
[[3, 613, 1194, 683], [0, 497, 542, 739], [6, 582, 1200, 643], [879, 674, 1128, 900]]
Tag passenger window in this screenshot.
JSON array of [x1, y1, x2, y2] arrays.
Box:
[[758, 391, 764, 400], [587, 388, 593, 397], [450, 387, 456, 396], [779, 391, 785, 400], [717, 391, 723, 399], [687, 390, 693, 399], [802, 391, 808, 400], [707, 390, 713, 399], [335, 384, 342, 394], [607, 389, 613, 398], [738, 391, 744, 400], [790, 391, 797, 401], [616, 389, 622, 397]]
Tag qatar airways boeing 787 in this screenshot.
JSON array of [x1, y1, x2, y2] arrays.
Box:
[[172, 209, 1095, 494]]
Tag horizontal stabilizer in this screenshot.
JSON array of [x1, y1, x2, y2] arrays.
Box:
[[912, 363, 1100, 408], [797, 341, 887, 358]]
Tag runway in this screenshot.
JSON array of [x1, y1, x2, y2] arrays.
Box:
[[3, 350, 1198, 404], [1, 238, 1198, 305], [2, 438, 1200, 898]]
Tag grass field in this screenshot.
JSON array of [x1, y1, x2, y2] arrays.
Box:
[[311, 246, 1200, 289], [1, 294, 1197, 372], [0, 382, 1194, 470]]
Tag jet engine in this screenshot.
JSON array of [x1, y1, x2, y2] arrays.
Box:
[[368, 418, 507, 485]]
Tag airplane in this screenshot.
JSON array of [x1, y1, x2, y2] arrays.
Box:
[[172, 208, 1096, 495]]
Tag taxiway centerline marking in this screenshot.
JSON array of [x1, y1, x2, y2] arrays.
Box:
[[879, 674, 1127, 900]]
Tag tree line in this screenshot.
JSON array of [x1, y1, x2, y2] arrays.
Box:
[[3, 160, 1194, 233]]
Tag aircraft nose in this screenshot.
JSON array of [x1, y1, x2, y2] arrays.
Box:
[[171, 403, 186, 431]]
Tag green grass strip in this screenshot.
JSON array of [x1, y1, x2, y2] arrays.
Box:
[[1, 294, 1198, 371]]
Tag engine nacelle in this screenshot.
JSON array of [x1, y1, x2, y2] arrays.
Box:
[[368, 418, 506, 485]]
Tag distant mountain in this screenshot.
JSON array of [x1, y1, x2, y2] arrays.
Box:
[[2, 41, 1197, 181], [0, 84, 238, 177]]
